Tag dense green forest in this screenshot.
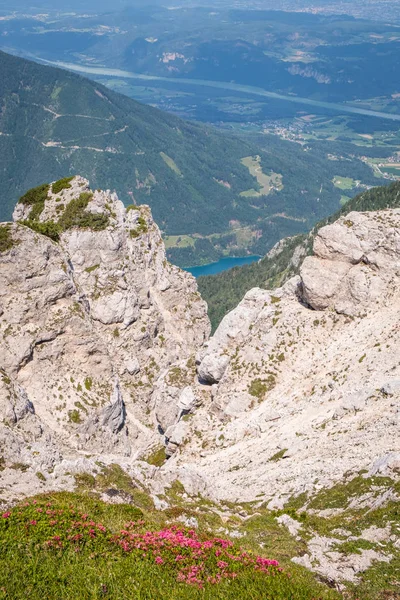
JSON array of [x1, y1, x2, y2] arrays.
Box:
[[199, 181, 400, 331]]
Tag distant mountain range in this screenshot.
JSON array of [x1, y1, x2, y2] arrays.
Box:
[[3, 7, 400, 104]]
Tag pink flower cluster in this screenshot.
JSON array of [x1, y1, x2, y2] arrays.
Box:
[[112, 522, 282, 588], [1, 501, 284, 590]]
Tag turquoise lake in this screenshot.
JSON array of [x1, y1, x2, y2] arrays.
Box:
[[185, 255, 261, 277]]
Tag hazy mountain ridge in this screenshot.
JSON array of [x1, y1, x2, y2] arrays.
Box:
[[3, 7, 400, 103]]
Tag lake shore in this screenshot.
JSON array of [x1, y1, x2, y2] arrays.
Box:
[[185, 255, 261, 277]]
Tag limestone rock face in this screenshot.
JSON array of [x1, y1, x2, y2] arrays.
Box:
[[160, 209, 400, 504], [197, 287, 272, 384], [0, 177, 210, 499], [301, 210, 400, 315], [1, 193, 399, 510]]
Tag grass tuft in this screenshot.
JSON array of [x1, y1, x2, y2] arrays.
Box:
[[0, 224, 18, 253]]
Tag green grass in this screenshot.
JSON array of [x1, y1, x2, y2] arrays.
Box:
[[164, 235, 196, 249], [160, 152, 183, 176], [0, 224, 17, 253], [2, 471, 399, 600], [307, 475, 396, 511], [297, 475, 400, 600], [144, 447, 167, 467], [381, 166, 400, 176], [240, 156, 283, 198], [332, 176, 356, 190], [0, 493, 340, 600]]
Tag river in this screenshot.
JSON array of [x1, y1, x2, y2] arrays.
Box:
[[185, 255, 261, 277], [41, 59, 400, 122]]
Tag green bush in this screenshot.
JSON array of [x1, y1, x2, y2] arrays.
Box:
[[52, 177, 74, 195], [20, 220, 61, 242], [59, 192, 109, 232], [18, 183, 50, 221], [130, 216, 148, 238], [18, 183, 50, 206], [144, 447, 167, 467], [269, 449, 288, 462], [248, 375, 276, 400], [68, 409, 82, 424], [18, 188, 109, 242], [0, 224, 17, 253]]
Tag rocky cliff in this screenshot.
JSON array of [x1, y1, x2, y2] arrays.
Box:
[[0, 184, 399, 515], [0, 177, 210, 499], [1, 180, 399, 596], [158, 209, 400, 506]]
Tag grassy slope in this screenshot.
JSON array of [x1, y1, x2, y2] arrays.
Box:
[[199, 180, 400, 331], [1, 465, 399, 600], [0, 490, 339, 600]]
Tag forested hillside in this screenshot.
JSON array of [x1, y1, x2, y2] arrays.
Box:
[[0, 50, 383, 267], [0, 50, 257, 232], [199, 181, 400, 330]]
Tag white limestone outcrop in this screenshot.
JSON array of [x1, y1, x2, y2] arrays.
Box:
[[161, 209, 400, 505], [0, 177, 210, 499]]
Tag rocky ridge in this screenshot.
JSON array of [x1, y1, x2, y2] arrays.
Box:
[[157, 209, 400, 506], [0, 177, 209, 499], [0, 183, 399, 516]]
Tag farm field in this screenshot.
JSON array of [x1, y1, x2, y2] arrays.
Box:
[[240, 156, 283, 198], [332, 176, 358, 190]]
